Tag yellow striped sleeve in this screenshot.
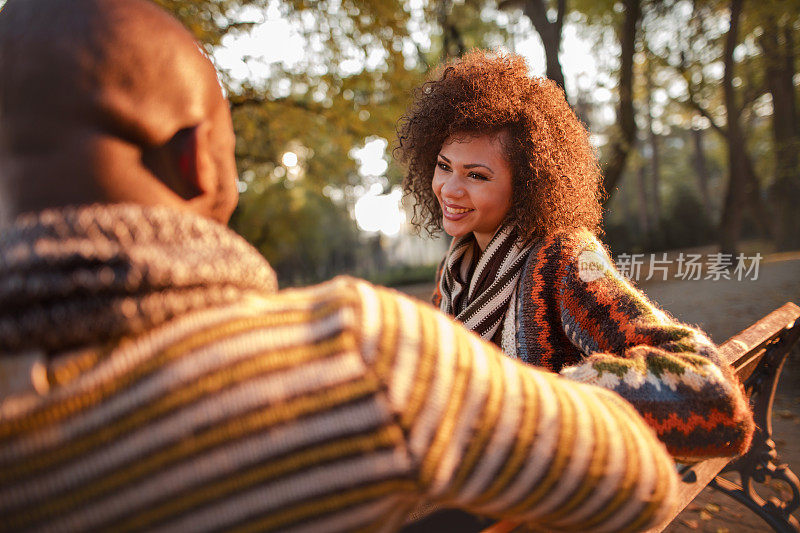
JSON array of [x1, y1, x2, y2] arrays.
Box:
[[0, 279, 411, 533], [351, 279, 678, 532], [2, 276, 675, 533]]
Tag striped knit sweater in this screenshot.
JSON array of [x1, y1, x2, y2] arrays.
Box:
[[434, 228, 755, 460], [0, 205, 678, 532]]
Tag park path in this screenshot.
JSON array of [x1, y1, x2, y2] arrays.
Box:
[[394, 252, 800, 532]]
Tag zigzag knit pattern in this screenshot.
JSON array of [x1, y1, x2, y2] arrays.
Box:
[[515, 229, 755, 460]]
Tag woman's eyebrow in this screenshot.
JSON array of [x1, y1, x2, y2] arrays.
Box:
[[438, 154, 494, 173], [464, 163, 494, 173]]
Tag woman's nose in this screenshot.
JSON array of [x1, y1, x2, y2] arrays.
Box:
[[440, 176, 464, 198]]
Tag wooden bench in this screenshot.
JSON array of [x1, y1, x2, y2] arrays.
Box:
[[649, 302, 800, 532], [481, 302, 800, 533]]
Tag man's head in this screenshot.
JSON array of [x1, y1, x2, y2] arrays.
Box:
[[0, 0, 239, 224]]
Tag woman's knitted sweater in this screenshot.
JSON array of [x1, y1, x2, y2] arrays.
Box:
[[0, 205, 678, 532], [434, 228, 754, 460]]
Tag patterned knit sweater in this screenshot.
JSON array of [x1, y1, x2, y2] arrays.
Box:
[[434, 229, 754, 460], [0, 205, 678, 532]]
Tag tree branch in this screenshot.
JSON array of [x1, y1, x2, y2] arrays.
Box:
[[518, 0, 567, 92], [601, 0, 641, 197], [521, 0, 552, 37], [666, 54, 728, 136], [229, 93, 326, 115], [555, 0, 566, 40], [682, 94, 726, 137], [497, 0, 525, 11]]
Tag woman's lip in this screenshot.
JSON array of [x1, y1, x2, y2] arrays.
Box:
[[442, 202, 474, 220]]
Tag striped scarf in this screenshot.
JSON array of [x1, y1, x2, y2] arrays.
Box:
[[438, 226, 533, 343]]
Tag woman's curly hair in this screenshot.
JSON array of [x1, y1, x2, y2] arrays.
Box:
[[396, 50, 604, 244]]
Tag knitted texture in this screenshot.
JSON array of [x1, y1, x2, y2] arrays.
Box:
[[0, 204, 278, 354], [437, 226, 532, 343], [0, 205, 678, 532], [515, 229, 754, 460]]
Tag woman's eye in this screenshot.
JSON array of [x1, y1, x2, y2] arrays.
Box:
[[436, 161, 450, 171], [469, 172, 489, 181]]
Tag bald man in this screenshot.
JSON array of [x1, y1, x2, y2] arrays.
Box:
[[0, 1, 678, 532], [0, 0, 238, 223]]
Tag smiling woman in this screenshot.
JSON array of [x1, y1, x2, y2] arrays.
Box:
[[395, 50, 754, 479], [396, 50, 603, 349]]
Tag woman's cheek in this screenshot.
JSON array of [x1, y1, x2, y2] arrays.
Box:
[[431, 172, 443, 198]]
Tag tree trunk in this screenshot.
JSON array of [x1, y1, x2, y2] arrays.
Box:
[[718, 0, 746, 257], [691, 127, 713, 212], [761, 17, 800, 250], [636, 163, 652, 239], [644, 56, 662, 231], [601, 0, 641, 200], [614, 167, 636, 235], [519, 0, 567, 93], [742, 151, 775, 240], [437, 0, 465, 60]]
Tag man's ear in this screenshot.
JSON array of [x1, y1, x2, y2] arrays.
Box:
[[143, 125, 210, 201], [173, 127, 199, 191], [166, 126, 204, 200]]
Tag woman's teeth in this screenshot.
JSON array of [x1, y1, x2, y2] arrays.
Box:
[[446, 206, 471, 214]]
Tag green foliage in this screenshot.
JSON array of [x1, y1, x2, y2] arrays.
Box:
[[364, 263, 439, 287], [232, 178, 361, 286], [152, 0, 798, 280], [223, 3, 424, 191], [4, 0, 795, 277], [422, 0, 514, 63], [153, 1, 427, 283], [150, 0, 519, 284], [152, 0, 267, 46]]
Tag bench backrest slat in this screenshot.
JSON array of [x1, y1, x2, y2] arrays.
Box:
[[721, 302, 800, 367]]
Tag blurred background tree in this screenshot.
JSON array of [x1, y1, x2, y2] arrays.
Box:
[[156, 0, 800, 281], [151, 0, 513, 285], [2, 0, 794, 283]]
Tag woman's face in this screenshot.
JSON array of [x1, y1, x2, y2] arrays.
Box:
[[432, 132, 513, 251]]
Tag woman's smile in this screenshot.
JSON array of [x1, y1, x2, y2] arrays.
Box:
[[442, 201, 474, 218]]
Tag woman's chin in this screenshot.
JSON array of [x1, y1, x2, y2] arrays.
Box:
[[442, 222, 471, 240]]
